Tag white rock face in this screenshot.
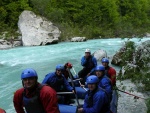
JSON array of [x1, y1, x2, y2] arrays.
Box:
[[18, 10, 61, 46], [0, 39, 12, 49], [93, 49, 107, 61], [71, 37, 86, 42]]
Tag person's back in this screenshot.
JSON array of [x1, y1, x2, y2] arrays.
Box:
[[62, 62, 74, 80], [106, 66, 116, 86], [99, 76, 112, 99]]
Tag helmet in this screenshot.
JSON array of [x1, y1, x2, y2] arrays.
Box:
[[66, 62, 72, 68], [86, 75, 99, 84], [56, 64, 64, 70], [85, 49, 91, 53], [21, 68, 38, 79], [101, 58, 109, 63], [95, 65, 105, 71]]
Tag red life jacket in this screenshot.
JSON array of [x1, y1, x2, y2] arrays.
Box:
[[0, 108, 6, 113]]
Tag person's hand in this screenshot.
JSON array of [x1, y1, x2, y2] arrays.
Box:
[[80, 84, 85, 88], [87, 73, 90, 76], [72, 90, 75, 94], [79, 78, 83, 81], [78, 108, 83, 113], [85, 55, 88, 59]]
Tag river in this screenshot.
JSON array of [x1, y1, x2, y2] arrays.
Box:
[[0, 38, 149, 113]]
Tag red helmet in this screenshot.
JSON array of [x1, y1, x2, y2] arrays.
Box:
[[65, 62, 72, 68]]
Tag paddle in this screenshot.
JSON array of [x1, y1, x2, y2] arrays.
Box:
[[72, 67, 77, 75], [67, 68, 80, 106], [78, 81, 88, 91], [68, 78, 81, 82], [57, 92, 74, 94], [72, 67, 88, 91]]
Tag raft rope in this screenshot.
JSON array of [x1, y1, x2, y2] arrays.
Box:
[[116, 88, 146, 100]]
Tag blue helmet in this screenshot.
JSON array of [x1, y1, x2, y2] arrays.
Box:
[[56, 64, 64, 70], [95, 65, 105, 71], [21, 68, 38, 79], [86, 75, 99, 84], [101, 58, 109, 63]]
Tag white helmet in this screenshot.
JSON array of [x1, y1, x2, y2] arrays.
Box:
[[85, 49, 91, 53]]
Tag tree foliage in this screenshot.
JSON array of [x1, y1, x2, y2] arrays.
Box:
[[0, 0, 150, 39], [0, 0, 31, 38]]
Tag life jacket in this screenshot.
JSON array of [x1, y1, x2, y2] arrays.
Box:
[[62, 69, 69, 79], [22, 85, 45, 113], [86, 87, 110, 113], [50, 75, 64, 92], [0, 108, 6, 113], [105, 66, 110, 78], [85, 55, 95, 69]]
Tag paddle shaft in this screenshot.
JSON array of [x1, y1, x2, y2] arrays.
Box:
[[79, 81, 87, 91], [57, 92, 74, 94], [72, 78, 81, 82], [67, 68, 80, 106], [117, 89, 145, 100], [72, 67, 77, 75], [72, 67, 88, 91]]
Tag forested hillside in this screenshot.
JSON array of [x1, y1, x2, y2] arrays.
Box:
[[1, 0, 150, 40]]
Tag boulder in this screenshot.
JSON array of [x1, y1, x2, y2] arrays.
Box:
[[18, 10, 61, 46], [71, 37, 86, 42], [145, 33, 150, 37], [93, 49, 107, 61], [13, 41, 22, 47], [111, 52, 122, 65], [0, 39, 12, 50]]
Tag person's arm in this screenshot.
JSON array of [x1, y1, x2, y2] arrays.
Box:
[[63, 76, 73, 91], [13, 88, 25, 113], [83, 92, 105, 113], [89, 57, 97, 74], [40, 86, 60, 113], [101, 78, 112, 96], [81, 56, 87, 66], [42, 73, 53, 85], [109, 68, 116, 86]]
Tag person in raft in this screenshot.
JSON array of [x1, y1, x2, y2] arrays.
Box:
[[78, 75, 110, 113], [13, 68, 60, 113], [42, 64, 75, 104], [0, 108, 6, 113], [78, 49, 97, 84], [62, 62, 74, 80], [101, 58, 116, 87], [95, 65, 112, 102]]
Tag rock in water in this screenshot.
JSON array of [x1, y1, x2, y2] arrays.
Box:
[[93, 49, 107, 61], [18, 10, 61, 46], [70, 37, 86, 42]]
